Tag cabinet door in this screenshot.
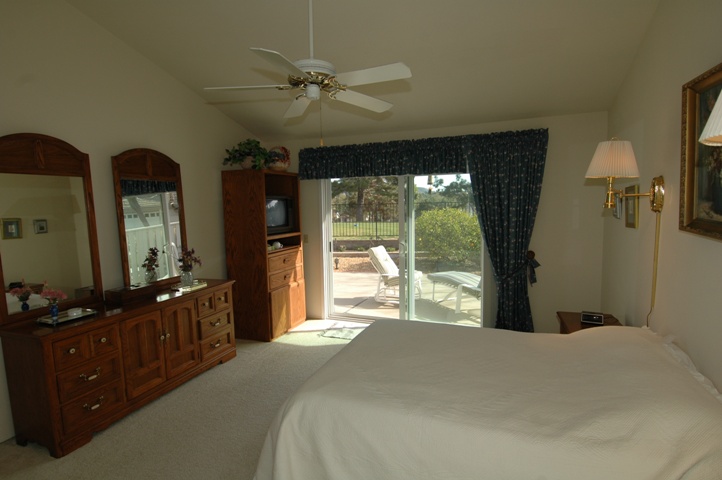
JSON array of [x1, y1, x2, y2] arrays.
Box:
[[163, 299, 199, 379], [269, 286, 291, 340], [289, 277, 307, 329], [121, 311, 165, 399]]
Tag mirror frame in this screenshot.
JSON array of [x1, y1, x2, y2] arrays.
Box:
[[0, 133, 104, 326], [112, 148, 187, 289]]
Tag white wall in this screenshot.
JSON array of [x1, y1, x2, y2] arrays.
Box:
[[286, 111, 609, 334], [0, 0, 251, 442], [603, 0, 722, 390]]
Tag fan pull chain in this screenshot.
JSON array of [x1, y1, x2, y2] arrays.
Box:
[[319, 100, 325, 146]]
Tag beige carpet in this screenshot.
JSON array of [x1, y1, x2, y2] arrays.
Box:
[[0, 320, 362, 480]]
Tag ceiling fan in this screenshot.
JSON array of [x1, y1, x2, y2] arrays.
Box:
[[204, 0, 411, 119]]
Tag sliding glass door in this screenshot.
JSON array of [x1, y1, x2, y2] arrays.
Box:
[[328, 174, 482, 326]]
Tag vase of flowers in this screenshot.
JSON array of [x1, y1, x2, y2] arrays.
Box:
[[9, 283, 34, 311], [178, 248, 201, 287], [40, 284, 67, 323], [142, 247, 161, 283]]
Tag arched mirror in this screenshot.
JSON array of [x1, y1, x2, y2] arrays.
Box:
[[112, 148, 187, 288], [0, 133, 104, 325]]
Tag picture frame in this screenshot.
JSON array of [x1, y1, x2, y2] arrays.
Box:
[[625, 185, 639, 229], [680, 61, 722, 240], [613, 193, 622, 219], [1, 218, 22, 239], [33, 219, 48, 234]]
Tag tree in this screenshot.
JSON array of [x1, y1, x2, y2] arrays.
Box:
[[331, 177, 397, 222], [438, 174, 473, 205]]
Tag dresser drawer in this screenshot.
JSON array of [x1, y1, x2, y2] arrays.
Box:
[[268, 267, 300, 291], [89, 325, 120, 357], [53, 336, 91, 371], [61, 381, 124, 436], [56, 353, 123, 403], [199, 327, 234, 361], [268, 249, 301, 274], [53, 325, 120, 372], [199, 311, 233, 340], [196, 287, 232, 318]]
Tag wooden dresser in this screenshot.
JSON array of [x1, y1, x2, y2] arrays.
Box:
[[0, 279, 235, 457]]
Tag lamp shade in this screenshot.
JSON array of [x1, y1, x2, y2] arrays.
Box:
[[585, 139, 640, 178], [699, 90, 722, 146]]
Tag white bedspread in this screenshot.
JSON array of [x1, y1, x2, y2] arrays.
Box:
[[255, 320, 722, 480]]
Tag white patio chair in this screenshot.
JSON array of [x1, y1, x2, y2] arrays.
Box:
[[367, 245, 422, 303]]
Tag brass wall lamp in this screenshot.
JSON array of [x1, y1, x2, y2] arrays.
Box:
[[585, 138, 665, 213]]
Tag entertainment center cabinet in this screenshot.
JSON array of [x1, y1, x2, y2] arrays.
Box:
[[0, 279, 236, 457], [221, 170, 306, 341]]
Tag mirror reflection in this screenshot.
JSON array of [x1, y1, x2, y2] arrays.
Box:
[[1, 173, 94, 315], [112, 148, 187, 289], [120, 182, 183, 286]]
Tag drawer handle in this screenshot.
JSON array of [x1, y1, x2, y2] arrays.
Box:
[[79, 367, 101, 382], [68, 347, 77, 355], [211, 339, 222, 349], [216, 296, 224, 302], [201, 302, 209, 308], [210, 319, 221, 327], [100, 337, 107, 343], [83, 396, 104, 411]]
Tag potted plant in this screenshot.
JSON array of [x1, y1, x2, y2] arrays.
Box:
[[223, 139, 270, 169]]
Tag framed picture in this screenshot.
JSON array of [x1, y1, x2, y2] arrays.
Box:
[[680, 61, 722, 240], [625, 185, 639, 229], [613, 193, 622, 219], [34, 219, 48, 234], [1, 218, 22, 239]]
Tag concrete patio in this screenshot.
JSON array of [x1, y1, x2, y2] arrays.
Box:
[[332, 271, 481, 327]]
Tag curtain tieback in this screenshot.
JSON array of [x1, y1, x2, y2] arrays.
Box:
[[500, 251, 540, 285]]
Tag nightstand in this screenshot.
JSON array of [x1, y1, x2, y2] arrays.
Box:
[[556, 311, 622, 334]]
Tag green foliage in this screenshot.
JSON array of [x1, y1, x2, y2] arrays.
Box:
[[415, 208, 481, 265], [223, 138, 269, 169], [437, 174, 473, 204]]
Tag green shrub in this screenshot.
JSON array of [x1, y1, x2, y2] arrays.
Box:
[[415, 208, 481, 265]]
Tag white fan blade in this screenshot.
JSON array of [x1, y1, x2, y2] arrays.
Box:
[[204, 84, 291, 91], [284, 96, 312, 119], [333, 89, 393, 113], [335, 62, 411, 87], [250, 47, 309, 78]]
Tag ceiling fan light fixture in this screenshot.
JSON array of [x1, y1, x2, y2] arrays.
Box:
[[305, 84, 321, 101]]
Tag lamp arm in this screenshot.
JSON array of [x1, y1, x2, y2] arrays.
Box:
[[609, 176, 665, 213]]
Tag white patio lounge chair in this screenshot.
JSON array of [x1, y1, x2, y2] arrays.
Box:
[[367, 246, 423, 303], [426, 271, 481, 313]]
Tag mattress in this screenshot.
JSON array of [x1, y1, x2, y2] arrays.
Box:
[[255, 320, 722, 480]]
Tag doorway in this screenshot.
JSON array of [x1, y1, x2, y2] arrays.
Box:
[[328, 174, 483, 325]]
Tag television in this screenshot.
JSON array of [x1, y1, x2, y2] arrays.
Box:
[[265, 196, 295, 235]]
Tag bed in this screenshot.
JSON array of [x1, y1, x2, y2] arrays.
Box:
[[254, 320, 722, 480]]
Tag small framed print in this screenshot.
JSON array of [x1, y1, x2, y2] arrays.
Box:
[[1, 218, 22, 239], [625, 185, 639, 228], [34, 219, 48, 234], [613, 193, 622, 219]]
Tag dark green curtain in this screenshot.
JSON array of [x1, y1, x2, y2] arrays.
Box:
[[468, 129, 548, 332], [299, 135, 469, 178], [120, 179, 176, 196], [299, 128, 549, 332]]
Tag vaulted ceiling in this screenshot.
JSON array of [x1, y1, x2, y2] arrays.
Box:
[[66, 0, 659, 142]]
